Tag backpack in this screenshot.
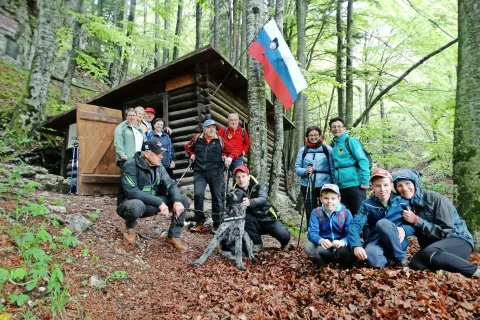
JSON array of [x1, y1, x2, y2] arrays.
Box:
[[315, 207, 347, 232], [302, 145, 330, 173], [344, 137, 373, 169]]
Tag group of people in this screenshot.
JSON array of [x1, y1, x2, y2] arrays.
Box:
[[114, 108, 292, 253], [296, 118, 479, 278], [113, 108, 479, 279]]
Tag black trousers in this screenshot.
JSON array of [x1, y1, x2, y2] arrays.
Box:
[[244, 214, 291, 247], [339, 186, 369, 238], [304, 242, 356, 266], [117, 195, 189, 238], [410, 237, 476, 277], [301, 185, 320, 229], [193, 168, 225, 228]]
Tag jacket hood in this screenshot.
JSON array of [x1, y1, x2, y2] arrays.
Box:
[[392, 168, 423, 206]]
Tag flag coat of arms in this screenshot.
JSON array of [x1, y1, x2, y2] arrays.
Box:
[[247, 19, 308, 110]]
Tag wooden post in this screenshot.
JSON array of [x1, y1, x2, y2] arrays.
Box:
[[163, 92, 169, 127]]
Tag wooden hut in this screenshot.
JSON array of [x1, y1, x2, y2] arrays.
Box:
[[42, 45, 294, 195]]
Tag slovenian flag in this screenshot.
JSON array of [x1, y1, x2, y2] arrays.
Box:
[[247, 19, 308, 110]]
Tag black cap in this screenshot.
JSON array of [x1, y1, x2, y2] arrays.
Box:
[[142, 140, 167, 153]]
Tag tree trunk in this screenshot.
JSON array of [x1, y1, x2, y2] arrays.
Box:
[[233, 0, 239, 63], [454, 0, 480, 243], [142, 0, 148, 72], [154, 0, 161, 67], [240, 0, 247, 72], [109, 0, 126, 87], [292, 0, 306, 163], [246, 0, 266, 181], [345, 0, 354, 126], [335, 0, 345, 119], [120, 0, 137, 82], [60, 0, 85, 105], [227, 0, 232, 61], [163, 0, 170, 64], [7, 0, 61, 135], [195, 1, 202, 49], [172, 0, 183, 60], [213, 0, 219, 48], [268, 0, 284, 202]]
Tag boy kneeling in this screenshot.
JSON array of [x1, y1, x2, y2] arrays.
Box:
[[348, 168, 414, 268], [304, 184, 356, 266]]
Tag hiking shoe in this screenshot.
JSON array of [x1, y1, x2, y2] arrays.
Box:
[[392, 259, 409, 267], [165, 237, 186, 253], [472, 267, 480, 278], [190, 222, 210, 234], [123, 228, 136, 244], [281, 242, 292, 252]]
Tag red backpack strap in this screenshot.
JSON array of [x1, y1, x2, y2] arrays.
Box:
[[337, 207, 347, 232]]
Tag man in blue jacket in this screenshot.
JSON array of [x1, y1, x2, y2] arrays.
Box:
[[117, 140, 189, 252], [348, 168, 415, 268]]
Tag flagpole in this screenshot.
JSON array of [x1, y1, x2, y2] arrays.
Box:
[[209, 15, 275, 100]]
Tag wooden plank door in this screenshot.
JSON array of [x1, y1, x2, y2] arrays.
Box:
[[76, 103, 123, 195]]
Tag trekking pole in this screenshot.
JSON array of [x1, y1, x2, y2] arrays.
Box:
[[223, 165, 229, 210], [297, 170, 312, 246], [68, 140, 77, 193], [178, 161, 193, 182], [297, 205, 304, 247], [74, 140, 79, 194]]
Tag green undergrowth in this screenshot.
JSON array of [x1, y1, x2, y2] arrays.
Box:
[[0, 166, 126, 318]]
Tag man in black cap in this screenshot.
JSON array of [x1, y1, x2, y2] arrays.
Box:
[[117, 140, 189, 252]]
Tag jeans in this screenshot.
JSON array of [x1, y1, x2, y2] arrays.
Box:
[[117, 195, 189, 238], [365, 219, 408, 268], [410, 237, 476, 277], [244, 214, 291, 247], [229, 156, 244, 175], [304, 242, 356, 266], [339, 186, 369, 238], [193, 168, 225, 228]]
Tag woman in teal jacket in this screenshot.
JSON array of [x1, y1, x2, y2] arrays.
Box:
[[114, 108, 147, 169]]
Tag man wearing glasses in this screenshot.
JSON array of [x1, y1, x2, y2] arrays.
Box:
[[329, 117, 370, 237]]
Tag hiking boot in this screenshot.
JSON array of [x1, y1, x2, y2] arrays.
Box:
[[392, 259, 409, 267], [472, 267, 480, 279], [165, 237, 186, 253], [252, 244, 263, 253], [190, 222, 209, 234], [123, 228, 136, 244], [281, 242, 292, 252]]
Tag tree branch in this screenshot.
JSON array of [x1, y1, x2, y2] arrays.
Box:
[[353, 38, 458, 127]]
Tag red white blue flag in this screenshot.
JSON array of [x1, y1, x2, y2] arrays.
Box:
[[247, 19, 308, 110]]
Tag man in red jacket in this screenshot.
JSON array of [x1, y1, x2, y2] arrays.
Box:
[[217, 113, 251, 175]]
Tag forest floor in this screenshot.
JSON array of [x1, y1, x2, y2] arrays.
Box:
[[0, 189, 479, 320]]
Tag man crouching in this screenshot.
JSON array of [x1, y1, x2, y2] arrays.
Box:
[[117, 140, 189, 252], [233, 165, 291, 252]]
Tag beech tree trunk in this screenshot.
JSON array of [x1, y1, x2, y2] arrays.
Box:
[[292, 0, 306, 161], [60, 0, 85, 105], [268, 0, 285, 202], [7, 0, 61, 135], [335, 0, 345, 119], [154, 0, 161, 67], [454, 0, 480, 243], [120, 0, 137, 82], [240, 0, 247, 72], [109, 0, 126, 87], [345, 0, 354, 126], [163, 0, 170, 64], [213, 0, 219, 48], [246, 0, 266, 180], [195, 1, 202, 49], [172, 0, 183, 60]]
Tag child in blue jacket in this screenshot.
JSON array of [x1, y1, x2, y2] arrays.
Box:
[[304, 184, 356, 266]]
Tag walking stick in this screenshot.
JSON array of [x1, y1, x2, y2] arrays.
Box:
[[74, 140, 79, 194], [69, 141, 76, 193], [178, 161, 193, 182], [297, 170, 313, 246]]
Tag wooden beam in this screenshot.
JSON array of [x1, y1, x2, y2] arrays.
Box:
[[166, 74, 195, 91], [81, 174, 120, 184], [163, 93, 169, 127], [79, 111, 123, 124], [82, 132, 114, 174]]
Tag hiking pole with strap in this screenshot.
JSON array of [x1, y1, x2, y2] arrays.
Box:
[[68, 139, 77, 193], [74, 140, 79, 194], [297, 166, 313, 246], [177, 160, 193, 183]]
